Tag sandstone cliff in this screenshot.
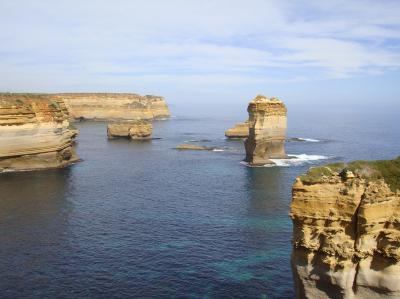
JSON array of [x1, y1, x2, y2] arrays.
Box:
[[107, 121, 152, 140], [54, 93, 170, 121], [244, 95, 287, 165], [225, 121, 249, 138], [0, 93, 79, 172], [290, 157, 400, 299]]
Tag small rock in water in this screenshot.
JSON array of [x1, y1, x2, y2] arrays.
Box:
[[107, 120, 152, 140], [175, 144, 214, 151], [225, 121, 249, 138]]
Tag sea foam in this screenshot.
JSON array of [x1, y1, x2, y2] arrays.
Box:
[[241, 154, 330, 167], [297, 138, 320, 142]]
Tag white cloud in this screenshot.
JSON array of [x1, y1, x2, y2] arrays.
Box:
[[0, 0, 399, 92]]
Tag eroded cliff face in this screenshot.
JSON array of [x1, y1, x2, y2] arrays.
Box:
[[0, 94, 79, 172], [225, 121, 249, 138], [244, 95, 287, 165], [290, 158, 400, 299], [54, 93, 170, 121]]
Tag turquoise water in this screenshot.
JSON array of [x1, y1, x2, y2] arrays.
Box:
[[0, 103, 399, 298]]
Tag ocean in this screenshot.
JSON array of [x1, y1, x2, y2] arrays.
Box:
[[1, 102, 399, 298]]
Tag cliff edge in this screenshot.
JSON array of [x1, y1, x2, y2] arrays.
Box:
[[54, 93, 170, 121], [0, 93, 79, 172], [290, 157, 400, 298]]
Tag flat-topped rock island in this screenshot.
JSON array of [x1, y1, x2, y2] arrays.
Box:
[[225, 121, 249, 138], [107, 121, 153, 140]]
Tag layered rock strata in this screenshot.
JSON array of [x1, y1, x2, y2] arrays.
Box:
[[54, 93, 170, 121], [290, 157, 400, 299], [107, 121, 152, 140], [225, 121, 249, 138], [0, 93, 79, 172], [244, 95, 287, 165]]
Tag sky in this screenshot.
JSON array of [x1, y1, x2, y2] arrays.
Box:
[[1, 0, 400, 107]]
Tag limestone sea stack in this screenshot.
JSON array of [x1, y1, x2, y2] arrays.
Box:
[[225, 121, 249, 138], [54, 93, 170, 121], [244, 95, 287, 165], [107, 121, 152, 140], [290, 157, 400, 299], [0, 93, 79, 172]]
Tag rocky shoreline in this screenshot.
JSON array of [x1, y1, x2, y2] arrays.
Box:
[[1, 91, 399, 299], [0, 92, 170, 172]]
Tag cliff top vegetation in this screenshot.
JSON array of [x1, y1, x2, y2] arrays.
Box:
[[299, 156, 400, 192]]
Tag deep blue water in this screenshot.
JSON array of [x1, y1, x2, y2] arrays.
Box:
[[0, 103, 399, 298]]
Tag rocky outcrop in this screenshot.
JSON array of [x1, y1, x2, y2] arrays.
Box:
[[290, 157, 400, 299], [0, 93, 79, 172], [54, 93, 170, 121], [244, 95, 287, 165], [107, 121, 152, 140], [175, 144, 214, 151], [225, 121, 249, 138]]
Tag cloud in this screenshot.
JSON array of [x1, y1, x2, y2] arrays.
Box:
[[0, 0, 399, 92]]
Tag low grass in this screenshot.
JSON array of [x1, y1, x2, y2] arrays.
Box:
[[299, 167, 336, 183], [49, 101, 60, 109], [68, 123, 78, 131], [300, 156, 400, 192]]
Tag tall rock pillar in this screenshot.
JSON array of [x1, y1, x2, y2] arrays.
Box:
[[244, 95, 287, 166]]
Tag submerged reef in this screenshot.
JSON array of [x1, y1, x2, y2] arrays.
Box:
[[175, 144, 215, 151]]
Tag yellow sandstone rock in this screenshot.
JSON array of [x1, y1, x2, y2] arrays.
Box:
[[225, 121, 249, 138], [290, 157, 400, 298], [0, 93, 79, 172], [244, 95, 287, 165], [175, 144, 214, 151], [53, 93, 170, 121], [107, 121, 152, 140]]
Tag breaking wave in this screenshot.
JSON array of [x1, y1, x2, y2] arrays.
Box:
[[241, 154, 330, 167], [288, 137, 321, 142], [297, 138, 320, 142], [270, 154, 329, 166]]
